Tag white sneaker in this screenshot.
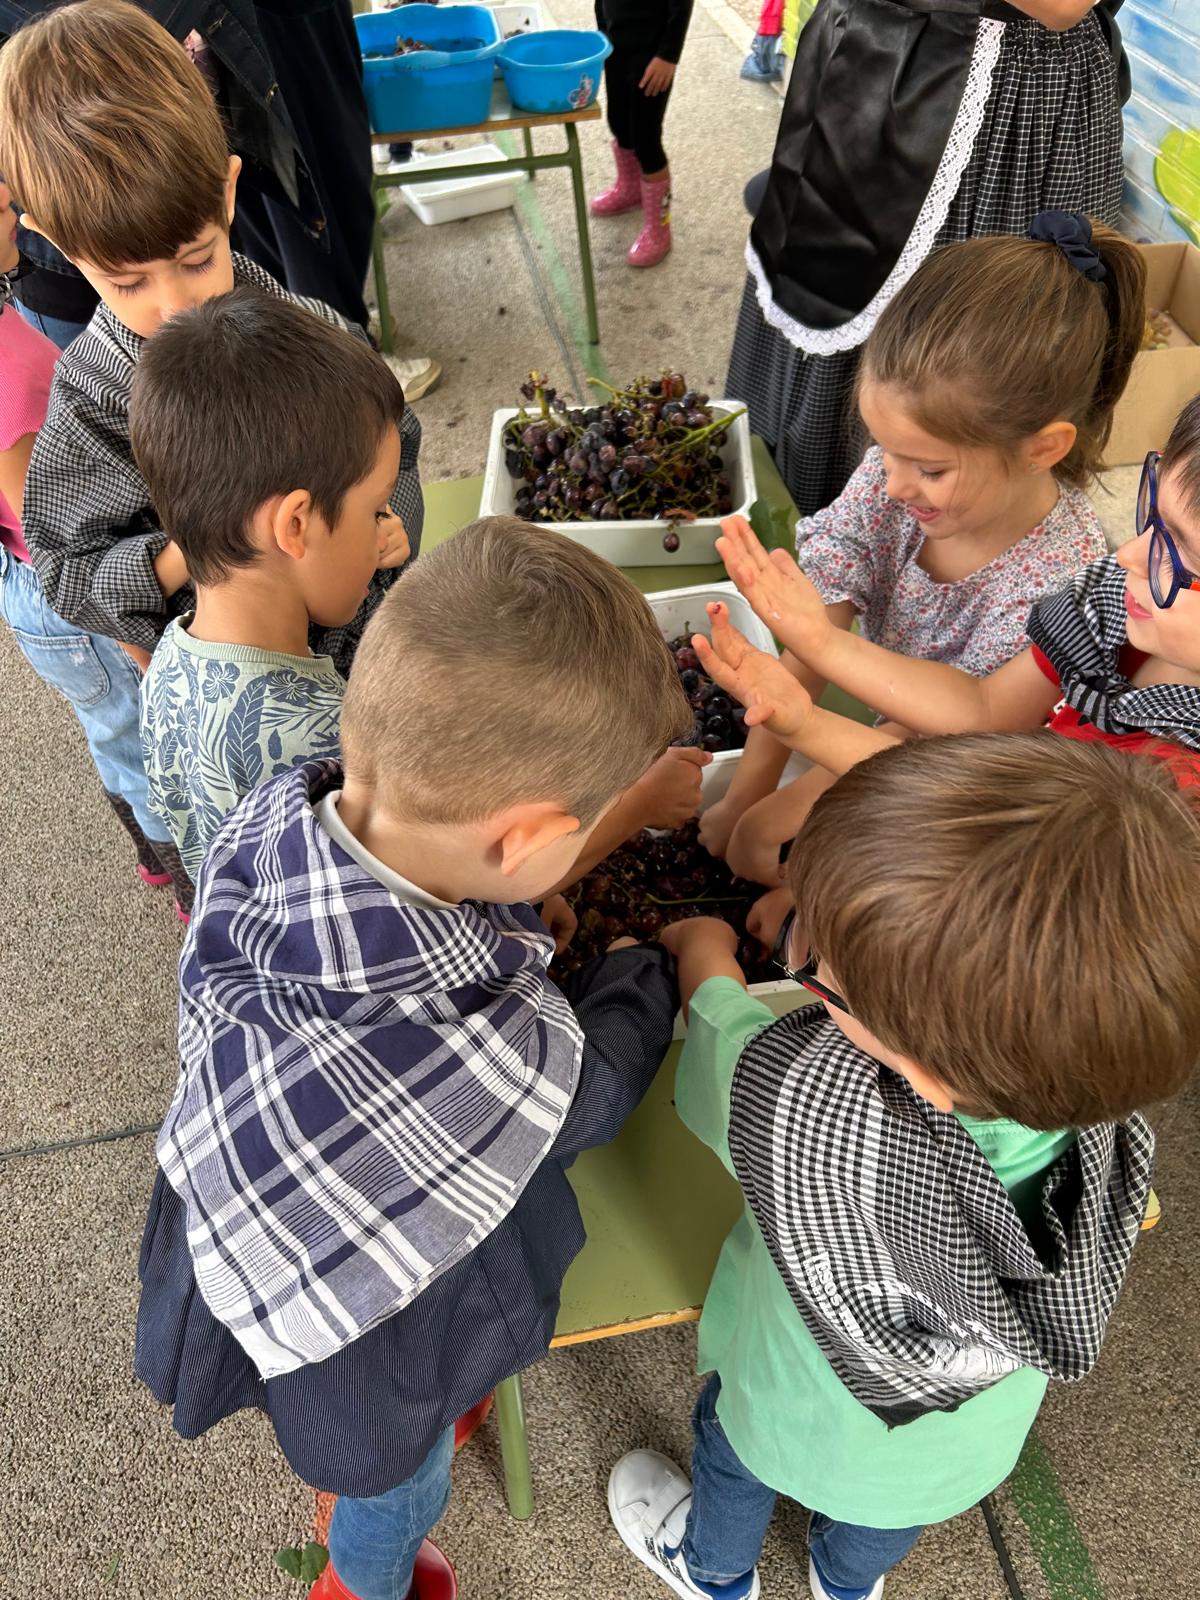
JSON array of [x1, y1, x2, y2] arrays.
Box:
[[381, 353, 442, 401], [808, 1554, 884, 1600], [607, 1450, 760, 1600]]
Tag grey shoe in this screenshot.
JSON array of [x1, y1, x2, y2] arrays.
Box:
[[740, 33, 784, 82]]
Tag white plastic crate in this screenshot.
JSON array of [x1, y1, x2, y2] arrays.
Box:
[[399, 142, 526, 224], [478, 401, 756, 567]]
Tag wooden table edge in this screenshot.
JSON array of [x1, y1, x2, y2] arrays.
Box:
[[370, 104, 602, 143], [550, 1306, 702, 1348]]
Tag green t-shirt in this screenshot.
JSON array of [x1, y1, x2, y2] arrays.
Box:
[[677, 977, 1075, 1529], [140, 619, 344, 881]]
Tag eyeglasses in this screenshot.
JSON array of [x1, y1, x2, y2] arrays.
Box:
[[770, 908, 850, 1014], [1137, 452, 1200, 609]]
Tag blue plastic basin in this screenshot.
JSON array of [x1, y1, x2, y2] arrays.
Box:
[[497, 29, 612, 114], [356, 6, 502, 135]]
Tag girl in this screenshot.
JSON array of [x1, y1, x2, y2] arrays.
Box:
[[702, 212, 1144, 886], [700, 394, 1200, 820], [0, 183, 192, 911], [729, 0, 1129, 515], [590, 0, 693, 267]]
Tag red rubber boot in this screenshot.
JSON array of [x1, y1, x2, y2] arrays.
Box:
[[590, 141, 641, 216], [310, 1539, 457, 1600]]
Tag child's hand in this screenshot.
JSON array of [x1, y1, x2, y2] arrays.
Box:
[[694, 603, 815, 742], [697, 794, 740, 860], [539, 893, 578, 955], [745, 885, 793, 953], [640, 57, 676, 94], [630, 745, 712, 828], [658, 915, 739, 959], [376, 509, 411, 571], [716, 516, 831, 660]]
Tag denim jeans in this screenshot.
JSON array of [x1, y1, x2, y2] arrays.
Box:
[[683, 1375, 924, 1594], [14, 302, 91, 353], [328, 1427, 454, 1600], [0, 547, 167, 842]]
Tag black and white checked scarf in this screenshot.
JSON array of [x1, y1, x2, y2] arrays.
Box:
[[728, 1007, 1153, 1427], [159, 760, 584, 1379], [1026, 554, 1200, 749], [21, 253, 423, 674]]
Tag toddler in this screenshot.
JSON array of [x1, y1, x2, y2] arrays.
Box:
[[703, 213, 1143, 884], [610, 732, 1200, 1600]]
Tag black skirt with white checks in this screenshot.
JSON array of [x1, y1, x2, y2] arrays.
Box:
[[728, 10, 1125, 516]]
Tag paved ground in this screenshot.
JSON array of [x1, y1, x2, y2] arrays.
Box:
[[3, 5, 1197, 1597]]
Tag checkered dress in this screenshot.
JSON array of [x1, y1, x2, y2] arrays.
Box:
[[21, 255, 424, 676], [729, 1007, 1154, 1427], [728, 8, 1125, 515]]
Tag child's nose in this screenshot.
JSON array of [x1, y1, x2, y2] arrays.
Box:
[[1115, 530, 1150, 572]]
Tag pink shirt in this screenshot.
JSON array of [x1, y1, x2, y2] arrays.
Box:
[[0, 301, 59, 563]]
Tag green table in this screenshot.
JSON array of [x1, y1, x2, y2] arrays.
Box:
[[370, 87, 603, 351]]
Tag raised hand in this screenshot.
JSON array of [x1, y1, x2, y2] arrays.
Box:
[[716, 515, 830, 662], [693, 603, 815, 743]]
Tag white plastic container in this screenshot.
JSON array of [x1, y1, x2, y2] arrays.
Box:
[[478, 401, 756, 567], [399, 143, 526, 225], [646, 581, 777, 807]]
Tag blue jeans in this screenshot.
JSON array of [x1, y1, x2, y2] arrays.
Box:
[[0, 547, 167, 842], [328, 1427, 454, 1600], [683, 1375, 923, 1594], [15, 302, 91, 352]]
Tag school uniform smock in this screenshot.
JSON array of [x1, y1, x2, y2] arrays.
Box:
[[677, 978, 1078, 1528]]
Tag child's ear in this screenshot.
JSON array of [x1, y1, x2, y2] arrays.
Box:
[[269, 489, 315, 562], [17, 213, 52, 246], [495, 803, 581, 876], [1025, 420, 1077, 474], [224, 155, 242, 230]]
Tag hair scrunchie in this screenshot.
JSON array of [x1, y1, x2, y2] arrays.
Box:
[[1027, 210, 1109, 283]]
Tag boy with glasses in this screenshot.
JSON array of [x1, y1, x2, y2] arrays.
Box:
[[609, 732, 1200, 1600]]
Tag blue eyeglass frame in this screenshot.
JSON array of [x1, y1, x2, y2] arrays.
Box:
[[1138, 451, 1200, 610], [770, 907, 850, 1014]]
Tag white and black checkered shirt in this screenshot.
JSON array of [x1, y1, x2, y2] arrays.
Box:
[[22, 254, 424, 676], [729, 1007, 1153, 1427]]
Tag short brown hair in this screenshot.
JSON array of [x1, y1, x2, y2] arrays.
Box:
[[341, 518, 693, 827], [1161, 392, 1200, 523], [788, 733, 1200, 1129], [130, 287, 405, 587], [862, 223, 1147, 488], [0, 0, 230, 270]]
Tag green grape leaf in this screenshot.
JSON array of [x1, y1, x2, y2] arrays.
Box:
[[299, 1543, 330, 1583], [274, 1546, 303, 1580]]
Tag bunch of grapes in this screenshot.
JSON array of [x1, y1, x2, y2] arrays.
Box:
[[551, 820, 775, 981], [503, 371, 745, 552], [667, 633, 748, 754]]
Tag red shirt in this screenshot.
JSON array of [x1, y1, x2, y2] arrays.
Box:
[[1033, 643, 1200, 788]]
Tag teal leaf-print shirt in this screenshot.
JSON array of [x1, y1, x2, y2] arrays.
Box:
[[140, 619, 344, 881]]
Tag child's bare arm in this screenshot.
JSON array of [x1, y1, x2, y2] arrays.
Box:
[[0, 432, 35, 525], [717, 517, 1059, 734], [659, 916, 745, 1019], [153, 539, 189, 599]]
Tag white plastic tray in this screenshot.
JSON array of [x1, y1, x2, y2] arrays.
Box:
[[399, 142, 525, 224], [478, 400, 756, 567]]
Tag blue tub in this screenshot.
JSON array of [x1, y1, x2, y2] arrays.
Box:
[[356, 6, 502, 135], [497, 29, 612, 114]]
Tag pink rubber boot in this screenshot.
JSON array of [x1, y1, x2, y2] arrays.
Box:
[[590, 141, 641, 216], [629, 173, 672, 267]]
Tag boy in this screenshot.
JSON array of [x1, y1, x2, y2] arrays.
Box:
[[130, 287, 407, 882], [609, 732, 1200, 1600], [0, 0, 422, 677], [134, 520, 695, 1600]]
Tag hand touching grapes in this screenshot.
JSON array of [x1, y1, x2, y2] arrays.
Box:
[[715, 516, 831, 663], [630, 745, 712, 828], [376, 509, 411, 571], [693, 603, 815, 742], [539, 893, 578, 955]]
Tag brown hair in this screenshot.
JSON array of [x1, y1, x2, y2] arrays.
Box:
[[1161, 392, 1200, 524], [341, 518, 693, 827], [861, 222, 1147, 488], [0, 0, 230, 270], [130, 287, 405, 587], [787, 732, 1200, 1129]]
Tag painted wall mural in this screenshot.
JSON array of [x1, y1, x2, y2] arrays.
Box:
[[1121, 0, 1200, 244]]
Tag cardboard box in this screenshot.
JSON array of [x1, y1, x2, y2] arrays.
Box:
[[1107, 241, 1200, 466]]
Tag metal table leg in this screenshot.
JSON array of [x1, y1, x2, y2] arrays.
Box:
[[371, 178, 396, 355], [564, 122, 600, 345], [494, 1372, 535, 1520], [523, 125, 536, 177]]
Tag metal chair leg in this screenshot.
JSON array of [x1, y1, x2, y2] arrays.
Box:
[[494, 1372, 535, 1520]]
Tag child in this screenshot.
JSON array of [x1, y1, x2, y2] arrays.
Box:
[[0, 181, 189, 902], [739, 0, 785, 83], [591, 0, 692, 267], [134, 519, 695, 1600], [703, 213, 1142, 884], [609, 732, 1200, 1600], [130, 287, 406, 883], [701, 391, 1200, 801], [132, 291, 707, 882], [729, 0, 1128, 515]]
